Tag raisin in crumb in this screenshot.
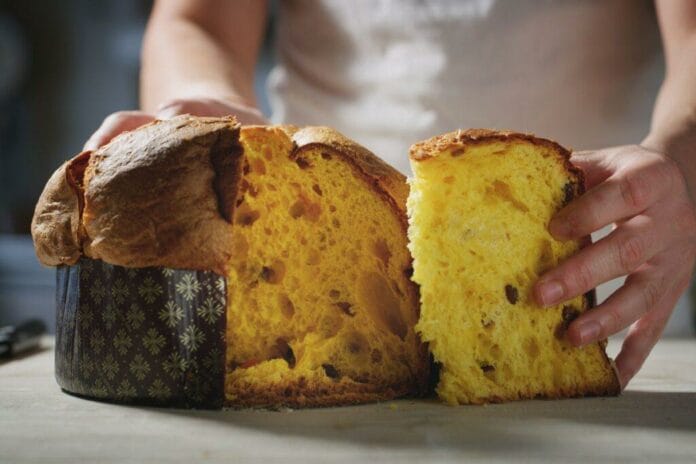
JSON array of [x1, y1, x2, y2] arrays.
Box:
[[295, 157, 312, 169], [260, 266, 274, 282], [563, 182, 575, 206], [561, 306, 580, 326], [335, 301, 355, 316], [283, 348, 296, 368], [275, 339, 296, 368], [555, 305, 581, 339], [505, 284, 518, 304], [322, 363, 340, 379], [480, 363, 495, 373]]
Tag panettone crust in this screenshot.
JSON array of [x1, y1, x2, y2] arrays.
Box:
[[228, 377, 414, 409], [33, 119, 413, 273], [293, 126, 411, 226], [32, 116, 243, 273], [410, 128, 585, 188], [31, 154, 88, 266]]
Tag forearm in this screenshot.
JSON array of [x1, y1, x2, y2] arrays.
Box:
[[140, 0, 267, 113], [643, 35, 696, 197], [644, 1, 696, 199]]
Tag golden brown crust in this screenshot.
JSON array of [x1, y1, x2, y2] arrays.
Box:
[[226, 376, 418, 409], [410, 128, 587, 192], [410, 128, 566, 159], [33, 121, 409, 273], [82, 116, 241, 274], [462, 380, 620, 405], [31, 154, 89, 266], [34, 115, 242, 273], [293, 127, 411, 220]]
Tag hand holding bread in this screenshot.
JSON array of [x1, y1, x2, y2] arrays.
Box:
[[83, 97, 267, 151], [535, 144, 696, 387]]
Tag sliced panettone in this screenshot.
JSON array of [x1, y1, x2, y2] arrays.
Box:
[[32, 115, 427, 408], [407, 129, 620, 405], [226, 126, 426, 407]]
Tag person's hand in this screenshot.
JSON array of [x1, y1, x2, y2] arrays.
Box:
[[155, 97, 266, 125], [533, 144, 696, 388], [83, 111, 156, 151], [83, 97, 267, 151]]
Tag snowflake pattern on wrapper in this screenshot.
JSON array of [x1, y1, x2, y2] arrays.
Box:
[[138, 277, 163, 304], [175, 274, 201, 301], [197, 297, 224, 325], [159, 301, 184, 328], [54, 258, 227, 408]]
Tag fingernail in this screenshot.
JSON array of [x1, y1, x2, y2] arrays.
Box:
[[575, 320, 601, 345], [538, 280, 564, 306]]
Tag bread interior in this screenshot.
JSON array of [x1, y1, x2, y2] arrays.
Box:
[[408, 139, 617, 404], [224, 127, 423, 406]]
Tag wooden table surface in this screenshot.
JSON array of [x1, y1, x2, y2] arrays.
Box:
[[1, 338, 695, 464]]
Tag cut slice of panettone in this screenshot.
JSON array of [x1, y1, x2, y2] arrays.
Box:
[[407, 129, 620, 405], [32, 116, 428, 408], [226, 126, 427, 406]]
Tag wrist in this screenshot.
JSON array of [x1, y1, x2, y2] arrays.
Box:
[[642, 128, 696, 203]]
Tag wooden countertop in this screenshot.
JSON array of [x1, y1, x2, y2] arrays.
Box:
[[1, 338, 695, 463]]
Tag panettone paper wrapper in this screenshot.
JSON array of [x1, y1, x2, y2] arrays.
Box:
[[55, 258, 226, 408]]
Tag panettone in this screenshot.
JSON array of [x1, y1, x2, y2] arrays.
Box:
[[32, 115, 428, 408], [407, 129, 620, 404], [33, 118, 620, 409], [226, 126, 426, 406]]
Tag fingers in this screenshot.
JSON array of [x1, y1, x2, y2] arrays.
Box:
[[613, 273, 690, 388], [83, 98, 269, 153], [554, 145, 695, 387], [561, 245, 691, 386], [551, 150, 679, 240], [84, 111, 155, 151], [535, 213, 670, 307], [156, 98, 268, 125], [157, 98, 232, 118], [233, 107, 270, 125], [564, 263, 668, 346]]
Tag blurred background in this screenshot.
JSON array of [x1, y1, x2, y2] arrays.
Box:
[[0, 0, 692, 336], [0, 0, 275, 332]]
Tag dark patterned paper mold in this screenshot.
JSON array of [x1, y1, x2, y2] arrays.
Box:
[[55, 258, 227, 408]]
